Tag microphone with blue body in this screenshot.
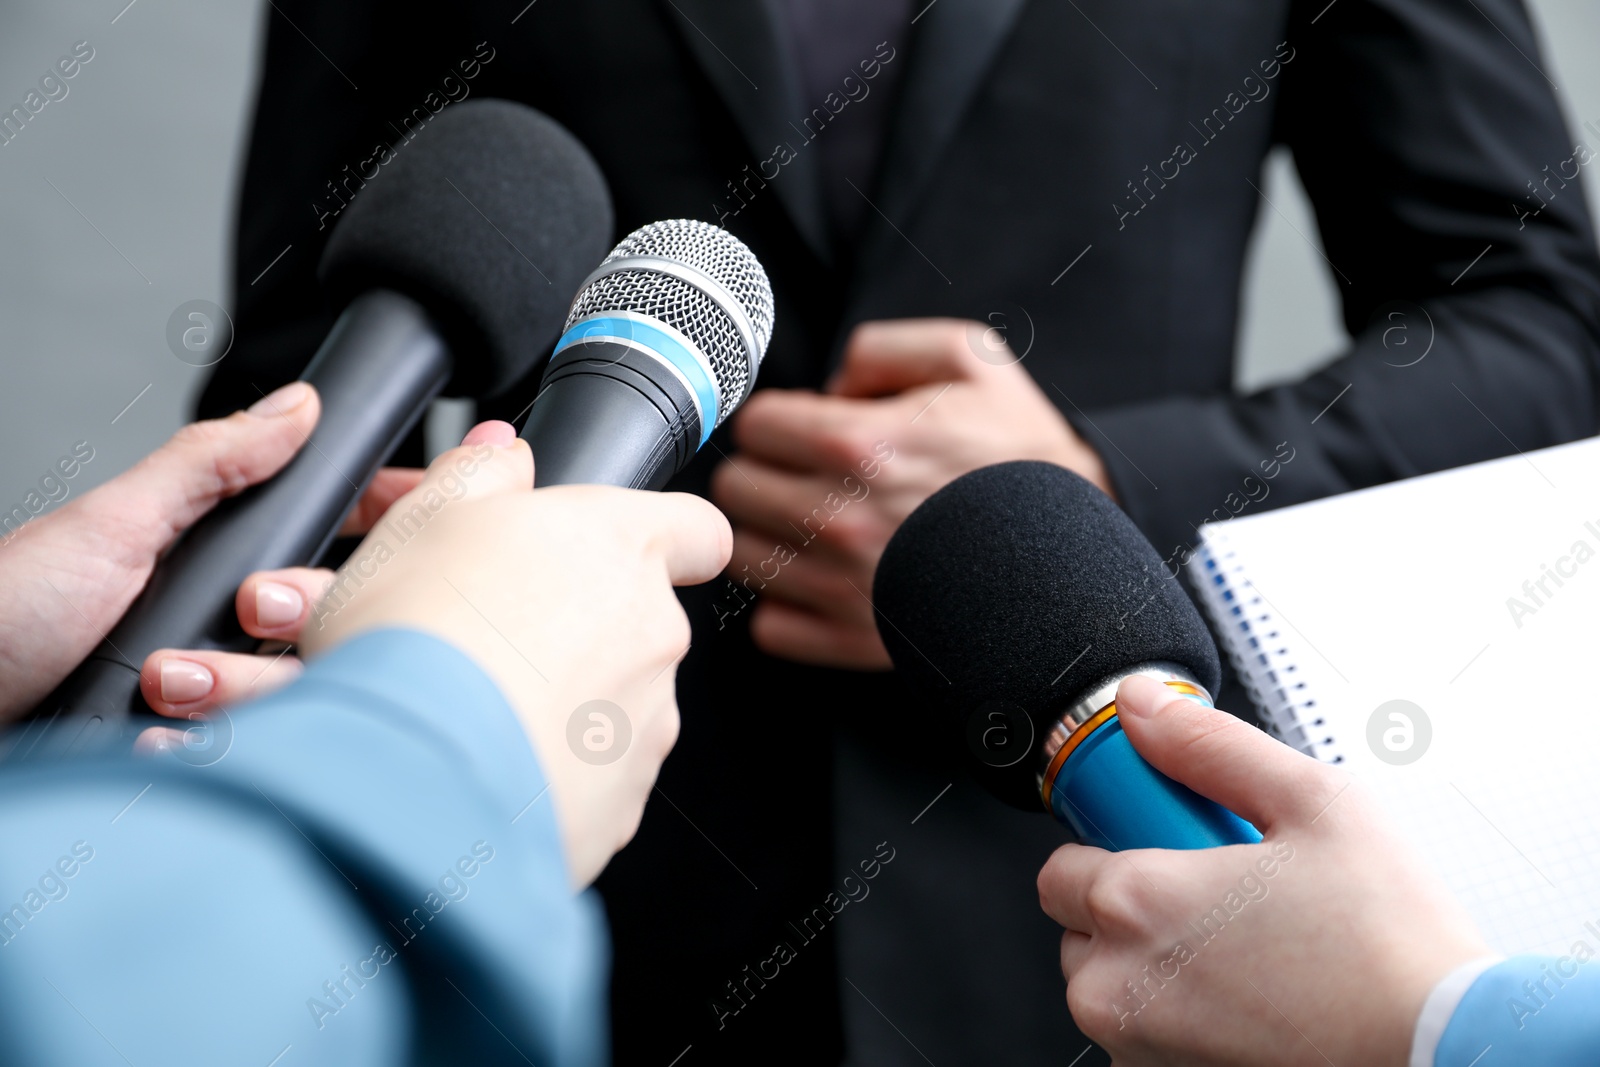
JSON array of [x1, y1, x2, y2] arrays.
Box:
[[872, 461, 1261, 851], [520, 219, 774, 489]]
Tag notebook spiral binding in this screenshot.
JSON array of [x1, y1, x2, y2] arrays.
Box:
[[1191, 531, 1346, 765]]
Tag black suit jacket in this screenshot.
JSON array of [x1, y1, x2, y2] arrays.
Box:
[[205, 2, 1600, 1063]]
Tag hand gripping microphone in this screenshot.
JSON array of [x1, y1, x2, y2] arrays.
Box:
[[20, 100, 613, 758], [872, 461, 1261, 851], [520, 219, 774, 488]]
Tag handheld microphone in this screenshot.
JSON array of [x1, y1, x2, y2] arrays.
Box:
[[21, 100, 613, 758], [872, 461, 1261, 851], [520, 219, 774, 488]]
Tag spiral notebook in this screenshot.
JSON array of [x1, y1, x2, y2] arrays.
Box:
[[1193, 436, 1600, 957]]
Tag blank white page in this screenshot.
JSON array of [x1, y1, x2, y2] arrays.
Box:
[[1196, 436, 1600, 955]]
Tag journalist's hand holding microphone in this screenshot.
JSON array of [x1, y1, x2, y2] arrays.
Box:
[[0, 406, 728, 1066], [1038, 675, 1490, 1066], [304, 419, 728, 884], [0, 378, 726, 887], [0, 382, 418, 726], [140, 415, 728, 886], [872, 461, 1578, 1065]]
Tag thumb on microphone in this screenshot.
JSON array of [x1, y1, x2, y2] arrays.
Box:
[[1113, 674, 1347, 835], [73, 381, 322, 567], [404, 419, 533, 505]]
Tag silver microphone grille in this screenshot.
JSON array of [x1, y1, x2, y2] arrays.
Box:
[[564, 219, 774, 424]]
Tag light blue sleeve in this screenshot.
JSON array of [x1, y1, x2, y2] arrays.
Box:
[[1430, 953, 1600, 1066], [0, 628, 607, 1067]]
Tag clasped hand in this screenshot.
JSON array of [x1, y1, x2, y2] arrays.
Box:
[[711, 318, 1110, 668]]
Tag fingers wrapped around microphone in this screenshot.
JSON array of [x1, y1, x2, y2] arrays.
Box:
[[136, 420, 527, 722], [137, 566, 336, 718], [140, 414, 733, 887]]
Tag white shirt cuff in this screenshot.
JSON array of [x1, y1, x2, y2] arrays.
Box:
[[1409, 955, 1503, 1067]]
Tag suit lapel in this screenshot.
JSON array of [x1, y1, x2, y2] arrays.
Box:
[[661, 0, 832, 258], [873, 0, 1029, 228]]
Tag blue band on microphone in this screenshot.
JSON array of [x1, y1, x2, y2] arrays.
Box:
[[1050, 719, 1262, 851], [555, 316, 718, 446]]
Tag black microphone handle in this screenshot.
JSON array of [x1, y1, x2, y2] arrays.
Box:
[[521, 341, 701, 490], [15, 290, 451, 760]]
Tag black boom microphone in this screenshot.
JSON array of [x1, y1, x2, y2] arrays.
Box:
[[21, 100, 613, 758], [873, 461, 1260, 851], [521, 218, 774, 488]]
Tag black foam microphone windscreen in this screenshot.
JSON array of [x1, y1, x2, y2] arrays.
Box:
[[873, 460, 1221, 809], [320, 98, 614, 398]]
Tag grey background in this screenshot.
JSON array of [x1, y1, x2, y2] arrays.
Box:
[[0, 0, 1596, 501]]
